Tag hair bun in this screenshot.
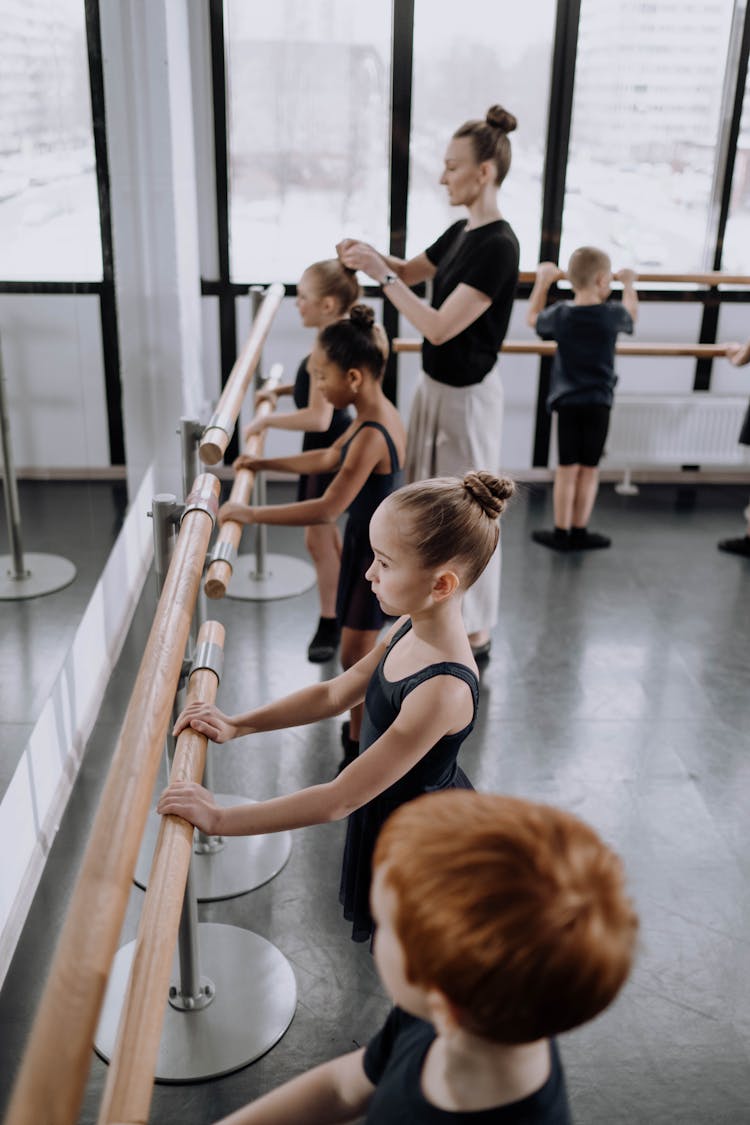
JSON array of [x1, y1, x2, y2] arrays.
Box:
[[486, 105, 517, 134], [463, 471, 515, 519], [349, 303, 375, 331]]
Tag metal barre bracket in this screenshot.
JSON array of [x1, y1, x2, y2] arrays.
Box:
[[209, 540, 237, 568], [204, 412, 231, 437], [190, 641, 224, 682], [181, 495, 218, 527]]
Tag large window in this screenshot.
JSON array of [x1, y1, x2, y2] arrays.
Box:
[[723, 80, 750, 272], [407, 0, 556, 265], [561, 0, 735, 273], [0, 0, 101, 281], [226, 1, 392, 282]]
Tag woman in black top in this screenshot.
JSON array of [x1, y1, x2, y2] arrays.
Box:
[[338, 105, 520, 661]]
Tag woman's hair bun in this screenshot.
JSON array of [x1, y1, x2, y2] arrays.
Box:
[[486, 105, 517, 134], [463, 471, 515, 519], [349, 303, 375, 331]]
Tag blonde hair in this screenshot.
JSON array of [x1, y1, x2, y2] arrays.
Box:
[[305, 259, 361, 314], [567, 246, 611, 291]]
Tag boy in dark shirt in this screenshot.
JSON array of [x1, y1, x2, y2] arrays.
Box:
[[527, 247, 639, 551], [214, 791, 638, 1125]]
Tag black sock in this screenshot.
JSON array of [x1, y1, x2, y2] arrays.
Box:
[[570, 526, 587, 542], [315, 616, 339, 638], [553, 526, 570, 544]]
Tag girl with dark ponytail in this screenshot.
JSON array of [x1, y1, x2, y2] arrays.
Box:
[[338, 105, 520, 665], [160, 471, 516, 944], [215, 304, 406, 756]]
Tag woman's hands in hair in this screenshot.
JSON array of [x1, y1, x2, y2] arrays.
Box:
[[173, 701, 239, 743], [218, 499, 256, 526], [336, 239, 388, 283]]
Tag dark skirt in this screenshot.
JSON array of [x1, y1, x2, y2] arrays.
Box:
[[336, 519, 387, 632], [297, 470, 337, 503], [339, 765, 473, 943], [739, 401, 750, 446]]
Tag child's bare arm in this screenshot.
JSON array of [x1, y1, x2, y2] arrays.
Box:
[[213, 1048, 373, 1124], [615, 268, 639, 324], [172, 630, 393, 742], [725, 339, 750, 366], [159, 666, 472, 836], [527, 262, 564, 328]]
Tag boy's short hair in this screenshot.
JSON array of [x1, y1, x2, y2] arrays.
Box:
[[567, 246, 611, 291], [373, 791, 638, 1044]]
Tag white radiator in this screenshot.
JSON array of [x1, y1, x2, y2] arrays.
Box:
[[601, 394, 750, 468]]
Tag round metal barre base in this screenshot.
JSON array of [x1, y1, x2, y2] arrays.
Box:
[[0, 553, 76, 600], [94, 923, 297, 1082], [134, 796, 292, 901], [227, 552, 316, 602]]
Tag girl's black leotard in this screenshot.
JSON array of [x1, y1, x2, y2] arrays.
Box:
[[339, 619, 478, 942], [336, 420, 404, 631], [293, 356, 352, 501]]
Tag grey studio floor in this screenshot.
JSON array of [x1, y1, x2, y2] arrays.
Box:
[[1, 478, 749, 1125]]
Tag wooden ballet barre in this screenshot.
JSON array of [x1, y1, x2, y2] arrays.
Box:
[[97, 619, 225, 1125], [203, 363, 283, 600], [4, 473, 220, 1125], [393, 339, 731, 359], [517, 270, 750, 286], [200, 281, 285, 466]]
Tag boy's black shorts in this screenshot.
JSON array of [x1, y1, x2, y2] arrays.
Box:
[[556, 403, 611, 466]]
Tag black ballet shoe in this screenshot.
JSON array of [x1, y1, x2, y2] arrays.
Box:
[[532, 528, 571, 551], [718, 535, 750, 557], [307, 617, 341, 663], [470, 640, 492, 668], [569, 528, 611, 550]]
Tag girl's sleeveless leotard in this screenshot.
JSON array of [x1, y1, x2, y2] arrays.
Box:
[[336, 420, 404, 631], [293, 356, 352, 502], [339, 619, 478, 942]]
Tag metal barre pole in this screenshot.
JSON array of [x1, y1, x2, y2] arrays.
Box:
[[0, 335, 77, 600], [96, 616, 297, 1091]]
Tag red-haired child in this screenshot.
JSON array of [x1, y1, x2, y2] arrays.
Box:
[[212, 790, 638, 1124]]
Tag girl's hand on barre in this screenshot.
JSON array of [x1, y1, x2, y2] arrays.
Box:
[[157, 781, 221, 834], [243, 416, 268, 440], [173, 701, 239, 742], [615, 268, 638, 286], [254, 387, 278, 410], [725, 340, 750, 367], [218, 500, 256, 526], [232, 453, 262, 473]]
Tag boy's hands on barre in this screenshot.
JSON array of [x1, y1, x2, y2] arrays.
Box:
[[218, 500, 256, 526], [173, 700, 240, 742], [725, 340, 750, 366], [157, 780, 222, 835], [614, 268, 638, 286], [535, 261, 565, 284]]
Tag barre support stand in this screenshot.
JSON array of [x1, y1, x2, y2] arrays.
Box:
[[226, 288, 316, 602], [135, 432, 293, 900], [0, 334, 76, 600], [96, 492, 297, 1081]]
